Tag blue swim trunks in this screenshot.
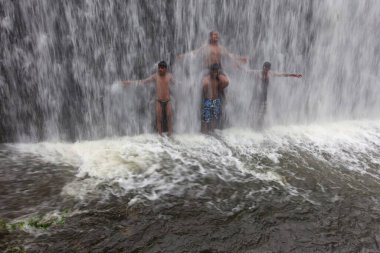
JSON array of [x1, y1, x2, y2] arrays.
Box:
[[202, 98, 222, 123]]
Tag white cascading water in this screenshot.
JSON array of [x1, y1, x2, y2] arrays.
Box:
[[1, 0, 379, 141]]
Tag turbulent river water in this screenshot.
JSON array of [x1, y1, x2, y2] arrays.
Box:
[[1, 0, 380, 252], [1, 120, 380, 252]]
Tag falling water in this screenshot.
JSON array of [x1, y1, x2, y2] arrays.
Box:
[[1, 1, 380, 252], [1, 0, 379, 142]]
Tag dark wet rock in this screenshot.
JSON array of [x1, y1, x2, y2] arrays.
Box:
[[0, 148, 77, 220], [5, 192, 378, 253]]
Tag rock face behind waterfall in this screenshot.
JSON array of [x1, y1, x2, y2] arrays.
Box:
[[1, 0, 380, 142]]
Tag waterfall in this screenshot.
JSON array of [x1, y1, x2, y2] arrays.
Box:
[[1, 0, 379, 142]]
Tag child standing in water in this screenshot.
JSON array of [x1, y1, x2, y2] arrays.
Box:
[[123, 61, 175, 136], [248, 62, 302, 127], [201, 63, 229, 133]]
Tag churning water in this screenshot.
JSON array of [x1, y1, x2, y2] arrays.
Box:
[[1, 0, 380, 141], [1, 0, 380, 252], [1, 120, 380, 252]]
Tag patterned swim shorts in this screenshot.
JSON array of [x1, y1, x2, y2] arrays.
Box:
[[202, 98, 222, 123]]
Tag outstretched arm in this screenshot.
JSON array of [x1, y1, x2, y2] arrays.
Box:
[[122, 74, 155, 86], [177, 45, 207, 60], [221, 46, 249, 65], [247, 69, 260, 74], [271, 71, 302, 78]]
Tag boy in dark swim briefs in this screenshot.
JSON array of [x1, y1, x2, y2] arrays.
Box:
[[123, 61, 175, 136], [201, 63, 229, 133]]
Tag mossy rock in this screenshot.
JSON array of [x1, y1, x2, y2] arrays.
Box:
[[9, 221, 26, 232], [3, 209, 70, 233], [27, 216, 59, 229], [9, 246, 26, 253], [0, 219, 9, 235], [26, 211, 69, 229]]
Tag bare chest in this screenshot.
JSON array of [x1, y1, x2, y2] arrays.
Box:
[[209, 46, 222, 57], [155, 76, 171, 91]]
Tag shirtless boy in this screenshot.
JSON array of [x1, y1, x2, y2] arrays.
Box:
[[201, 64, 229, 133], [249, 62, 302, 127], [123, 61, 175, 136]]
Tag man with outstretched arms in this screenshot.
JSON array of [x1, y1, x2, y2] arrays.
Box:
[[177, 31, 248, 69], [177, 31, 248, 87], [178, 31, 248, 128]]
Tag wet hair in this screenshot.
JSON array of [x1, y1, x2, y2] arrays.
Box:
[[209, 31, 219, 44], [209, 31, 218, 37], [209, 63, 221, 71], [158, 61, 168, 69], [263, 62, 271, 69]]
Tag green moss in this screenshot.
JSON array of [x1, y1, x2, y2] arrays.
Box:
[[27, 209, 71, 229], [27, 217, 53, 229], [0, 219, 8, 233], [9, 247, 26, 253], [56, 216, 65, 225], [4, 209, 71, 232], [9, 221, 25, 231]]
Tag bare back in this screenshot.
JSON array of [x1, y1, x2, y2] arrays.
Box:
[[202, 76, 222, 100]]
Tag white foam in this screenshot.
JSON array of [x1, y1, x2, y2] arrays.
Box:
[[9, 120, 380, 206]]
